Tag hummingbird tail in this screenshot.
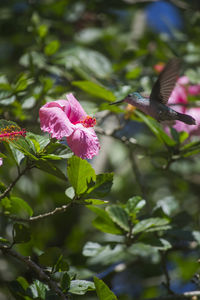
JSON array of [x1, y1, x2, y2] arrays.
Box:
[[177, 112, 196, 125]]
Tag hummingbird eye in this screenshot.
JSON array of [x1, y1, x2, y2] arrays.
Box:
[[127, 94, 131, 98]]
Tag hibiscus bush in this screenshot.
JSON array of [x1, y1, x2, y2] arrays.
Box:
[[1, 1, 200, 300]]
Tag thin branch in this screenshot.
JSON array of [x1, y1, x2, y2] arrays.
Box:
[[129, 149, 143, 195], [163, 157, 175, 171], [169, 103, 200, 108], [147, 290, 200, 300], [95, 126, 139, 147], [122, 0, 189, 9], [0, 245, 68, 300], [0, 165, 31, 201], [160, 251, 174, 295], [6, 203, 72, 223]]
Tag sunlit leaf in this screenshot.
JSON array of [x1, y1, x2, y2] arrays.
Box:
[[44, 40, 60, 56], [69, 280, 95, 295], [88, 206, 123, 235], [67, 156, 96, 195], [55, 47, 112, 79], [135, 111, 176, 146], [132, 218, 170, 234], [94, 276, 118, 300], [1, 196, 33, 218], [72, 81, 115, 101], [106, 205, 129, 231], [86, 173, 114, 198], [29, 280, 49, 299], [126, 196, 146, 215]]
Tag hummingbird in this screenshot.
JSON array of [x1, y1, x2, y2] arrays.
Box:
[[110, 58, 196, 125]]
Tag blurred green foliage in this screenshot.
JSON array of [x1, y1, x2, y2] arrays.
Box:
[[1, 0, 200, 299]]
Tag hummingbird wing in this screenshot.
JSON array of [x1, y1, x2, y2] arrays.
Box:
[[150, 58, 181, 104]]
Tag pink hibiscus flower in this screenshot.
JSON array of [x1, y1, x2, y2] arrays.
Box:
[[0, 158, 3, 166], [39, 93, 100, 159], [166, 76, 200, 135]]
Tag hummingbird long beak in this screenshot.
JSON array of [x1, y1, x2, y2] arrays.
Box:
[[109, 99, 125, 105]]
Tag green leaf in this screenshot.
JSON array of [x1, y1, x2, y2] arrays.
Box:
[[83, 242, 102, 257], [35, 160, 67, 181], [65, 187, 75, 199], [132, 217, 170, 234], [60, 271, 71, 292], [106, 205, 129, 231], [128, 242, 157, 257], [69, 280, 95, 295], [1, 196, 33, 218], [14, 73, 29, 92], [37, 24, 48, 38], [22, 96, 36, 109], [88, 206, 123, 235], [54, 255, 69, 272], [170, 127, 180, 144], [193, 231, 200, 245], [135, 111, 176, 146], [86, 173, 113, 198], [20, 51, 46, 68], [126, 66, 141, 80], [13, 223, 30, 243], [0, 119, 19, 131], [126, 196, 146, 216], [179, 131, 189, 143], [67, 156, 96, 195], [44, 40, 60, 56], [17, 276, 29, 291], [0, 75, 10, 89], [83, 242, 125, 265], [180, 140, 200, 157], [56, 47, 112, 79], [94, 276, 118, 300], [75, 27, 103, 44], [10, 137, 38, 161], [84, 199, 108, 205], [158, 238, 172, 250], [26, 132, 50, 152], [0, 236, 9, 243], [29, 280, 49, 299], [41, 154, 63, 160], [0, 94, 16, 105], [7, 280, 28, 297], [72, 81, 115, 101], [27, 136, 41, 153], [45, 142, 72, 159], [6, 143, 25, 165]]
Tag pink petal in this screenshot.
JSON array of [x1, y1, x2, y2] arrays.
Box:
[[167, 108, 200, 136], [66, 93, 87, 124], [168, 85, 187, 114], [177, 76, 189, 85], [184, 107, 200, 135], [188, 85, 200, 96], [0, 158, 3, 166], [172, 120, 188, 133], [67, 125, 100, 159], [39, 101, 75, 139]]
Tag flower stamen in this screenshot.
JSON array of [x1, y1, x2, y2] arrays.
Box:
[[80, 116, 96, 128], [0, 125, 26, 142]]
